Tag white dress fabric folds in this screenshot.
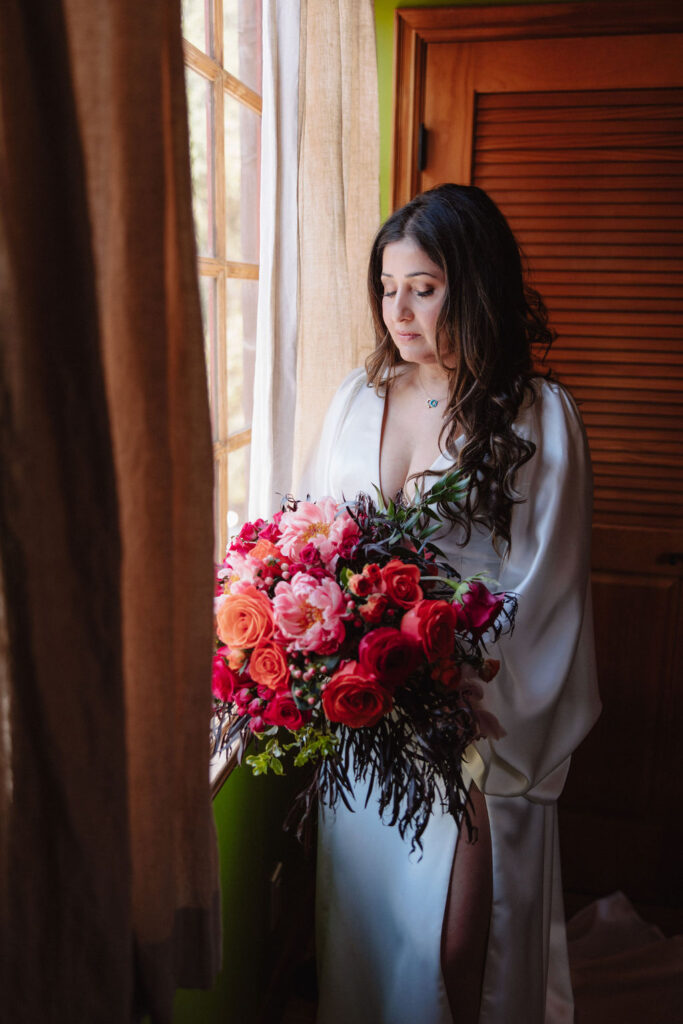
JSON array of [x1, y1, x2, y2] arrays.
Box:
[[303, 369, 602, 1024]]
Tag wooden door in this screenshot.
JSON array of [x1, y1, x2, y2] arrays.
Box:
[[393, 3, 683, 926]]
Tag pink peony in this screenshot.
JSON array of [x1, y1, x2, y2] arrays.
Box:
[[278, 497, 360, 570], [272, 571, 348, 654]]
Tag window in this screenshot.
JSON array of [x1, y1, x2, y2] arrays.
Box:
[[182, 0, 262, 559]]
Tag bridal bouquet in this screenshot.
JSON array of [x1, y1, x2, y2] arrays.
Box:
[[212, 470, 515, 848]]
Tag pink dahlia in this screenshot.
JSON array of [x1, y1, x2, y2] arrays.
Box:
[[272, 571, 348, 654], [278, 497, 359, 571]]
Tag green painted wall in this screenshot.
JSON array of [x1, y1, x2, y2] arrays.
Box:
[[173, 764, 309, 1024]]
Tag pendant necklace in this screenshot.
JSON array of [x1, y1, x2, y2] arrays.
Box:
[[415, 372, 449, 409]]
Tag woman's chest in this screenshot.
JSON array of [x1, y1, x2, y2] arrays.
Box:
[[379, 397, 449, 501]]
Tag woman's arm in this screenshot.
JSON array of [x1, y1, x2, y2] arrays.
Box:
[[464, 380, 601, 801]]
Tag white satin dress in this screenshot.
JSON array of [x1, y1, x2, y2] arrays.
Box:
[[301, 368, 601, 1024]]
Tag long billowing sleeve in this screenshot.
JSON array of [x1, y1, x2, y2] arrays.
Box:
[[465, 380, 601, 801], [296, 367, 368, 498]]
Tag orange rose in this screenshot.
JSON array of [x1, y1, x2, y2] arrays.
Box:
[[249, 641, 289, 692], [216, 585, 274, 649]]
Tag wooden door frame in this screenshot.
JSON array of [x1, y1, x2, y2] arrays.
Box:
[[392, 0, 683, 211]]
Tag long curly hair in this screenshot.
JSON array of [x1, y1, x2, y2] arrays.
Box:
[[366, 184, 555, 551]]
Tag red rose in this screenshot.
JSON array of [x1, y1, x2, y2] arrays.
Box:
[[400, 599, 457, 661], [453, 581, 504, 634], [212, 648, 239, 702], [362, 563, 382, 586], [380, 558, 423, 608], [358, 627, 420, 687], [322, 661, 393, 728], [348, 573, 373, 597], [262, 691, 307, 731], [358, 593, 389, 624]]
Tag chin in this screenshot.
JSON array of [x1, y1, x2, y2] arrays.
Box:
[[398, 349, 438, 365]]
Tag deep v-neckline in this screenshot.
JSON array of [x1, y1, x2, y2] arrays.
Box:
[[375, 379, 463, 505]]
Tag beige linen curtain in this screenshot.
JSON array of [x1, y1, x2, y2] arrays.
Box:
[[250, 0, 380, 516], [0, 2, 219, 1022]]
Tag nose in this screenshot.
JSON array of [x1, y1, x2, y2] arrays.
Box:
[[392, 287, 413, 322]]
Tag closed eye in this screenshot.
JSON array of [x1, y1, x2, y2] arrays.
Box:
[[382, 288, 434, 299]]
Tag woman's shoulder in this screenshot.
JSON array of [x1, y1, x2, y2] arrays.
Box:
[[333, 366, 369, 399], [325, 366, 376, 424], [516, 375, 587, 444]]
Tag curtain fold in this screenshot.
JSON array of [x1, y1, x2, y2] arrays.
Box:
[[249, 0, 301, 520], [249, 0, 380, 518], [0, 1, 220, 1021], [294, 0, 380, 488]]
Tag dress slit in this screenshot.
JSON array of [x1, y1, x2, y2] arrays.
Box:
[[440, 784, 493, 1024]]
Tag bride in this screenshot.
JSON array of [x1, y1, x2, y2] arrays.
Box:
[[303, 184, 600, 1024]]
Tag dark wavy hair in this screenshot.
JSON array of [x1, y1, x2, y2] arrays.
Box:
[[366, 183, 555, 551]]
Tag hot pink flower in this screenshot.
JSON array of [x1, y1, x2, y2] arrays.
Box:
[[262, 691, 307, 731], [278, 497, 360, 571], [272, 571, 348, 654], [258, 519, 282, 542], [453, 581, 505, 635], [212, 648, 239, 702]]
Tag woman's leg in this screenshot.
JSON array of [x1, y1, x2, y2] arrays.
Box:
[[440, 784, 493, 1023]]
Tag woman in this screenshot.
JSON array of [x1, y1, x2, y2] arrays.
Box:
[[304, 185, 601, 1023]]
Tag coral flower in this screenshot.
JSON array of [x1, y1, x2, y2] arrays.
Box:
[[216, 585, 274, 649], [278, 497, 359, 570], [272, 571, 347, 654]]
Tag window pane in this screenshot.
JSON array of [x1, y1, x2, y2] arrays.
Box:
[[226, 277, 257, 434], [181, 0, 213, 55], [199, 275, 218, 433], [228, 444, 251, 538], [224, 94, 260, 263], [185, 68, 215, 256], [223, 0, 263, 94]]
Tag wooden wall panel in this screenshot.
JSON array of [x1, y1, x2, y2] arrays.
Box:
[[472, 88, 683, 531]]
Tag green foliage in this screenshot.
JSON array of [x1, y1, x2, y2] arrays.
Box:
[[245, 725, 340, 778]]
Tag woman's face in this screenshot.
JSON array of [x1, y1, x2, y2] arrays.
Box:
[[380, 237, 447, 366]]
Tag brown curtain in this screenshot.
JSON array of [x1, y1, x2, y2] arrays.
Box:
[[0, 2, 220, 1022]]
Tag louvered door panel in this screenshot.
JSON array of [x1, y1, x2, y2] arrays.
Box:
[[472, 88, 683, 530]]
